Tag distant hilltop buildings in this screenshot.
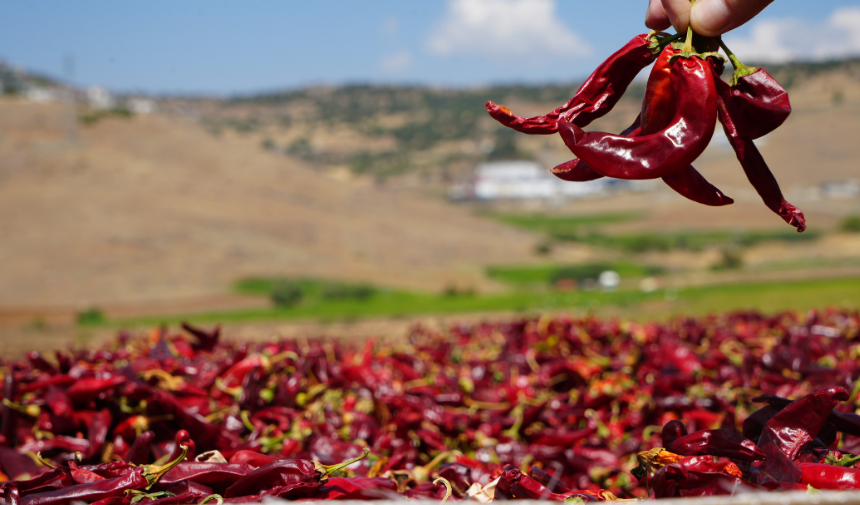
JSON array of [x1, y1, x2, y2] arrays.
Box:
[[449, 160, 655, 201], [0, 60, 155, 113]]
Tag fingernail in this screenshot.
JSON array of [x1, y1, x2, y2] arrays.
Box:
[[692, 0, 733, 36]]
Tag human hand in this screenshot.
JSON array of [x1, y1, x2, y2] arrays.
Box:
[[645, 0, 775, 37]]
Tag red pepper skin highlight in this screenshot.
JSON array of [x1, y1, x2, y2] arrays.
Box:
[[486, 34, 656, 134], [712, 69, 805, 231], [559, 56, 718, 180]]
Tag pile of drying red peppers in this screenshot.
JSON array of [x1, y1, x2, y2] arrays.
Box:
[[2, 309, 860, 502], [486, 27, 805, 232]]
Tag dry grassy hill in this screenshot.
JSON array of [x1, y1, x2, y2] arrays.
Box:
[[0, 100, 551, 324], [1, 58, 859, 334]]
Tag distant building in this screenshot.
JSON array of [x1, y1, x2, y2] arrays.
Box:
[[87, 86, 115, 110], [820, 180, 860, 199], [449, 160, 651, 201], [127, 97, 156, 114], [24, 87, 58, 103]]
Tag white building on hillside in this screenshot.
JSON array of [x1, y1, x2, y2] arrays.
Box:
[[464, 160, 608, 200]]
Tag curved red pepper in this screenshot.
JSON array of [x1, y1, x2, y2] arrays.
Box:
[[552, 48, 731, 207], [559, 56, 718, 180], [485, 34, 657, 134], [667, 429, 766, 462], [711, 64, 805, 231]]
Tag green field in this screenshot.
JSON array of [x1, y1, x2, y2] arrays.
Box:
[[104, 275, 860, 328], [492, 212, 820, 252]]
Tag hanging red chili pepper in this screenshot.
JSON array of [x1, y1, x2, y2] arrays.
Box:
[[558, 54, 718, 180], [486, 32, 680, 135]]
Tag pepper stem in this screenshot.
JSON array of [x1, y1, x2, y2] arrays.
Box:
[[413, 451, 454, 482], [200, 495, 224, 504], [35, 452, 57, 469], [719, 39, 758, 86], [142, 445, 187, 488], [682, 24, 694, 54], [316, 447, 371, 477], [433, 477, 453, 503]]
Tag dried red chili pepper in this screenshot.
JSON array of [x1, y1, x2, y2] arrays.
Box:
[[125, 431, 155, 465], [66, 377, 126, 405], [495, 465, 600, 501], [167, 430, 196, 462], [667, 429, 766, 462], [68, 463, 105, 485], [799, 462, 860, 490], [719, 41, 791, 140], [311, 477, 398, 500], [486, 32, 677, 134], [559, 55, 718, 180], [711, 61, 805, 231], [181, 322, 220, 352], [20, 446, 187, 505], [751, 387, 849, 485], [227, 451, 279, 468], [157, 462, 252, 492], [223, 448, 369, 498]]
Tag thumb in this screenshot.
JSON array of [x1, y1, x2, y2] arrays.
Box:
[[691, 0, 775, 37]]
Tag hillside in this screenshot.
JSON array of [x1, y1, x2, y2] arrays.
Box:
[[0, 99, 555, 320], [0, 57, 859, 337]]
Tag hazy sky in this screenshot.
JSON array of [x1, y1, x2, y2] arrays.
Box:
[[2, 0, 859, 94]]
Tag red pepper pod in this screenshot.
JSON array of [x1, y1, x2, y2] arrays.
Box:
[[668, 429, 766, 462], [228, 450, 280, 468], [661, 165, 734, 206], [662, 420, 689, 447], [552, 120, 732, 207], [751, 387, 849, 485], [559, 56, 718, 180], [711, 66, 805, 231], [799, 462, 860, 490], [20, 470, 147, 505], [223, 448, 369, 498], [485, 34, 656, 134], [495, 465, 599, 501], [550, 159, 604, 182], [763, 387, 848, 461], [311, 477, 399, 500], [723, 68, 791, 140]]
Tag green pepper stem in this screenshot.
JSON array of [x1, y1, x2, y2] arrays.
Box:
[[682, 24, 694, 54], [719, 39, 758, 85], [143, 445, 188, 488], [35, 452, 57, 469], [200, 495, 224, 505], [320, 447, 370, 476], [413, 451, 454, 481]]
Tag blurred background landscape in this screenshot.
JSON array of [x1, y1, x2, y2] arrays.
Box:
[[1, 1, 859, 354]]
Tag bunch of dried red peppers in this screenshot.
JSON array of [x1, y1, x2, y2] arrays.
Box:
[[2, 309, 860, 502], [486, 27, 805, 231]]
